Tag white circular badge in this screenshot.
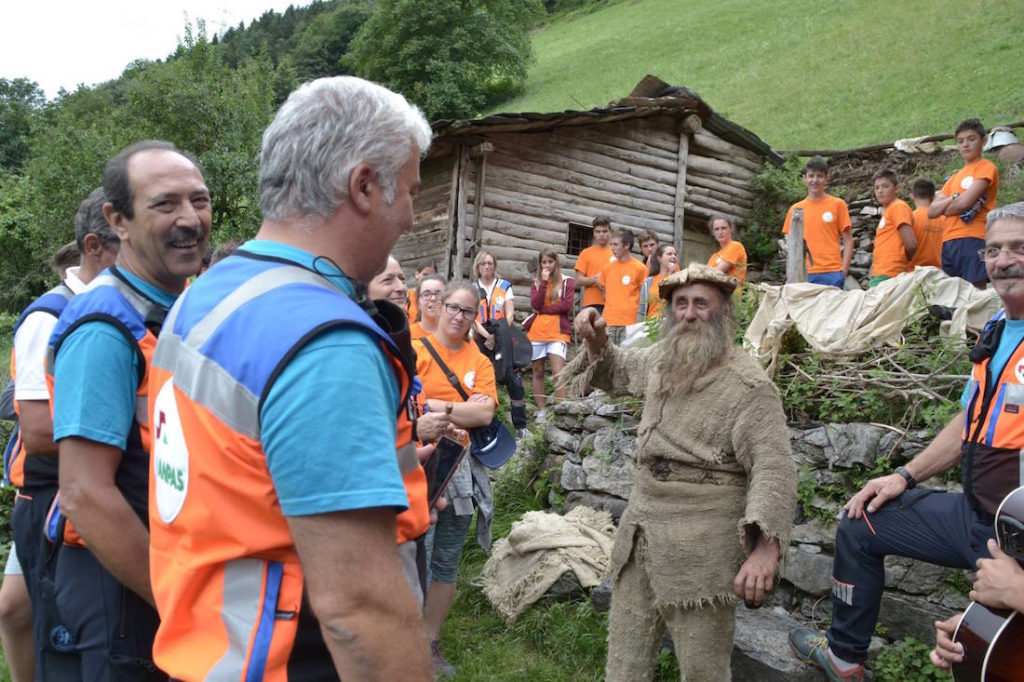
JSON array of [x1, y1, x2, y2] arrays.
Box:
[[823, 211, 835, 223], [463, 371, 476, 390], [1016, 359, 1024, 384], [152, 378, 189, 524], [621, 275, 631, 285], [961, 176, 975, 190], [877, 217, 886, 230]]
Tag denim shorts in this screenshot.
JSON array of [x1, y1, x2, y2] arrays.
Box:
[[424, 504, 473, 584], [807, 271, 846, 288], [942, 237, 988, 284]]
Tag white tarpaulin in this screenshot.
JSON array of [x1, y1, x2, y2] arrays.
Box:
[[744, 267, 1002, 365]]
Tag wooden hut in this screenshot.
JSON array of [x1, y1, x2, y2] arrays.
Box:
[[396, 75, 781, 291]]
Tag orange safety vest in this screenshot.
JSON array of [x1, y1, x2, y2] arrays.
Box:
[[148, 252, 421, 680], [962, 311, 1024, 515]]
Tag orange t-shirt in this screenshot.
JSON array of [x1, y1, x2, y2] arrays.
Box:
[[870, 199, 915, 278], [600, 257, 648, 326], [406, 286, 418, 322], [527, 277, 571, 344], [909, 206, 943, 269], [941, 159, 999, 242], [413, 336, 497, 404], [782, 195, 851, 274], [575, 244, 614, 307], [409, 321, 429, 339], [644, 273, 667, 319], [707, 240, 748, 285]]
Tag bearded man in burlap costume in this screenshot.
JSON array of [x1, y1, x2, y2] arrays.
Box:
[[567, 263, 797, 681]]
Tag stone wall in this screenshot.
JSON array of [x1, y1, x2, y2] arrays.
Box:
[[539, 394, 971, 649]]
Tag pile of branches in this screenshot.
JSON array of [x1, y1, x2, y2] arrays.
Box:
[[774, 317, 973, 432]]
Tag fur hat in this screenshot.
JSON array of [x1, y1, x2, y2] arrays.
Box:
[[658, 263, 738, 300]]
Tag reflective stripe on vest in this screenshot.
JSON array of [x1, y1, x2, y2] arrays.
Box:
[[206, 558, 282, 681]]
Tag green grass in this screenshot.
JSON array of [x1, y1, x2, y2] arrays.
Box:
[[497, 0, 1024, 150]]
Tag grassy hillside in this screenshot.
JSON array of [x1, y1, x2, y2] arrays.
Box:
[[497, 0, 1024, 151]]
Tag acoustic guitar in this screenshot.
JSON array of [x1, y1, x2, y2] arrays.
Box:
[[952, 486, 1024, 681]]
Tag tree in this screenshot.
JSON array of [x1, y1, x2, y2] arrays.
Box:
[[347, 0, 543, 120], [0, 78, 45, 171]]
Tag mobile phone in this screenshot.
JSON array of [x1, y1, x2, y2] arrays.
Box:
[[424, 436, 469, 509]]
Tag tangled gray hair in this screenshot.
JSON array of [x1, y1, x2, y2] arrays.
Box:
[[259, 76, 432, 222]]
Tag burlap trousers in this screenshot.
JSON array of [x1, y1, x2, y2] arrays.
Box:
[[605, 532, 734, 682]]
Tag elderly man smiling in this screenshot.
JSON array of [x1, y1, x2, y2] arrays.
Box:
[[569, 263, 797, 681]]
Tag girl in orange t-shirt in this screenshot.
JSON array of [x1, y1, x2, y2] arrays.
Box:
[[409, 274, 445, 339], [524, 248, 574, 415], [638, 244, 678, 321], [412, 282, 496, 674], [708, 216, 748, 285]]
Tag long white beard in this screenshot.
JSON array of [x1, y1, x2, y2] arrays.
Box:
[[652, 309, 733, 398]]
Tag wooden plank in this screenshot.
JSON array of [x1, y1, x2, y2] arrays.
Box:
[[692, 140, 764, 173], [453, 147, 470, 280], [485, 162, 672, 217], [491, 134, 678, 188], [686, 153, 757, 182], [692, 130, 765, 165], [673, 131, 689, 257], [683, 201, 747, 228], [688, 192, 752, 220], [786, 208, 807, 283], [687, 169, 753, 193], [485, 168, 674, 224], [566, 125, 678, 163], [686, 173, 758, 202], [687, 184, 753, 210], [470, 153, 488, 252], [545, 130, 678, 174], [487, 152, 675, 206], [483, 187, 675, 236]]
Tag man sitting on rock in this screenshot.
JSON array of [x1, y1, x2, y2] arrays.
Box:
[[568, 263, 797, 681], [790, 202, 1024, 681]]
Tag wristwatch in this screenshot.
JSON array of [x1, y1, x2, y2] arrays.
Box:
[[894, 466, 917, 489], [445, 402, 454, 415]]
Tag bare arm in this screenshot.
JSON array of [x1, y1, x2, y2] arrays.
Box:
[[287, 508, 432, 679], [574, 270, 600, 287], [503, 293, 515, 322], [16, 399, 56, 455], [845, 411, 965, 518], [898, 223, 918, 259], [733, 533, 781, 607], [424, 397, 494, 429], [942, 179, 991, 216], [929, 191, 952, 219], [840, 228, 854, 276], [58, 437, 153, 606]]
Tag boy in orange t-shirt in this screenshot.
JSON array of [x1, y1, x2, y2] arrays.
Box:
[[599, 228, 648, 342], [929, 119, 999, 288], [782, 156, 853, 288], [868, 170, 916, 287], [574, 216, 614, 313], [908, 179, 943, 269]]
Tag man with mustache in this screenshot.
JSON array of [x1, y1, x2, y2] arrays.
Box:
[[47, 140, 210, 679], [791, 204, 1024, 681], [571, 263, 797, 681]]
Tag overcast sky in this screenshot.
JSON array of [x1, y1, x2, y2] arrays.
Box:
[[1, 1, 308, 99]]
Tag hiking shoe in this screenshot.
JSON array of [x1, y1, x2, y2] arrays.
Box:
[[431, 640, 456, 678], [788, 628, 864, 682], [534, 409, 547, 423]]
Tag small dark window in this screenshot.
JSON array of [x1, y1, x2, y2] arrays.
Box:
[[566, 222, 591, 257]]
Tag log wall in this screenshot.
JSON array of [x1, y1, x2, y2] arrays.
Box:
[[399, 116, 766, 289]]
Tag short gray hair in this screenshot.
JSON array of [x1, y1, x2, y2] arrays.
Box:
[[988, 202, 1024, 230], [75, 187, 120, 251], [259, 76, 432, 222]]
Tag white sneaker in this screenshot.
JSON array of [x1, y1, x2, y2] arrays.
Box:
[[535, 410, 547, 423]]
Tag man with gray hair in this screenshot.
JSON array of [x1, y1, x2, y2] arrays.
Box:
[[5, 187, 118, 679], [147, 77, 434, 679], [791, 202, 1024, 681], [569, 263, 797, 681]]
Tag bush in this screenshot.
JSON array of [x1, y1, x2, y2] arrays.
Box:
[[873, 637, 945, 681], [744, 155, 807, 266]]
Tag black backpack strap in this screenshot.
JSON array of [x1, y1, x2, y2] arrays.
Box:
[[419, 337, 470, 402]]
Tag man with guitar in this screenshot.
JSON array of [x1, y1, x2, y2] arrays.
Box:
[[790, 202, 1024, 682]]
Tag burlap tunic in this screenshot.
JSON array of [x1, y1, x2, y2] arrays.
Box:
[[568, 342, 797, 608]]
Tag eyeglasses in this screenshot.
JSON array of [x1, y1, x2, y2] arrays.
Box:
[[444, 303, 477, 320], [978, 243, 1024, 261], [420, 290, 442, 299]]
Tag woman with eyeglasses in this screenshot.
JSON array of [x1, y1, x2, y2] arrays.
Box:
[[472, 250, 528, 433], [412, 282, 497, 678], [410, 274, 446, 339]]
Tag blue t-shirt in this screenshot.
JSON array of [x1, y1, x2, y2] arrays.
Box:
[[961, 316, 1024, 408], [52, 269, 178, 449], [239, 241, 407, 517]]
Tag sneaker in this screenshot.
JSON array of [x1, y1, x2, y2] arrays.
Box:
[[431, 640, 456, 678], [788, 628, 864, 681], [535, 409, 547, 423], [515, 427, 529, 439]]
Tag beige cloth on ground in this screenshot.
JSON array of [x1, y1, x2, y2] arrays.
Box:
[[745, 267, 1001, 368], [481, 506, 616, 622]]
